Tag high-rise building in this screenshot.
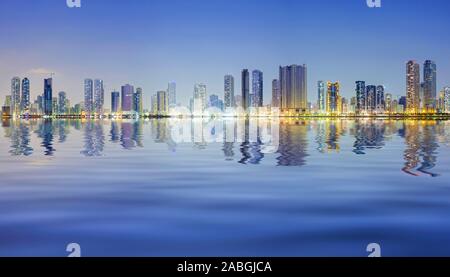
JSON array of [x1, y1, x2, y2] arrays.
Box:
[[366, 85, 377, 113], [406, 60, 420, 113], [376, 85, 385, 113], [168, 82, 176, 106], [11, 77, 21, 116], [157, 90, 168, 115], [111, 91, 120, 113], [423, 60, 437, 112], [355, 81, 366, 113], [134, 87, 143, 114], [21, 78, 30, 113], [279, 64, 307, 113], [444, 87, 450, 113], [318, 81, 326, 113], [52, 97, 58, 115], [385, 93, 393, 113], [94, 79, 104, 114], [241, 69, 250, 110], [121, 84, 134, 112], [209, 94, 223, 110], [272, 79, 280, 108], [326, 81, 340, 114], [151, 94, 158, 114], [58, 91, 67, 115], [44, 78, 53, 116], [252, 70, 263, 107], [224, 75, 235, 108], [84, 79, 94, 114], [193, 83, 207, 114]]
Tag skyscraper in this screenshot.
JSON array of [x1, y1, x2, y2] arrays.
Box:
[[366, 85, 377, 113], [84, 79, 94, 114], [326, 82, 340, 114], [406, 60, 420, 113], [44, 78, 53, 116], [21, 78, 30, 113], [318, 81, 326, 113], [224, 75, 235, 108], [111, 91, 120, 113], [272, 79, 280, 108], [355, 81, 366, 113], [94, 79, 104, 114], [423, 60, 437, 112], [444, 87, 450, 113], [11, 77, 21, 116], [134, 87, 143, 114], [168, 82, 176, 106], [279, 64, 308, 113], [193, 83, 207, 114], [157, 90, 168, 115], [241, 69, 250, 110], [121, 84, 134, 112], [376, 85, 385, 113], [252, 70, 263, 107], [58, 91, 67, 115]]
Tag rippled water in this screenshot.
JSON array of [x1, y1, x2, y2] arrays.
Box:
[[1, 118, 450, 257]]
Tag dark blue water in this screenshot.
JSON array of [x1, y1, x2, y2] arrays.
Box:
[[1, 118, 450, 257]]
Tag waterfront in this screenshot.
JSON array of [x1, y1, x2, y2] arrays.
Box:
[[1, 119, 450, 256]]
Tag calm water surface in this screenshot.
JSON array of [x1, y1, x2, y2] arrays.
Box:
[[1, 118, 450, 257]]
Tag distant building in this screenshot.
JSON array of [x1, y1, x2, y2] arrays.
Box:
[[21, 78, 30, 113], [111, 91, 120, 113], [121, 84, 134, 112], [241, 69, 250, 110], [252, 70, 263, 107], [168, 82, 176, 106], [193, 83, 207, 114], [376, 85, 385, 113], [58, 91, 67, 114], [355, 81, 366, 113], [157, 90, 168, 115], [326, 81, 340, 114], [318, 81, 326, 113], [423, 60, 437, 112], [279, 64, 307, 113], [84, 79, 94, 114], [134, 87, 143, 114], [272, 79, 280, 108], [209, 94, 223, 111], [406, 60, 420, 113], [44, 78, 53, 116], [366, 85, 377, 113], [94, 79, 104, 114], [11, 77, 21, 116], [224, 75, 235, 108]]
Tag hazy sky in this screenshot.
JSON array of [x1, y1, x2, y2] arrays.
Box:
[[1, 0, 449, 109]]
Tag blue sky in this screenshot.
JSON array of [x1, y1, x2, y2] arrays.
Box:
[[1, 0, 449, 108]]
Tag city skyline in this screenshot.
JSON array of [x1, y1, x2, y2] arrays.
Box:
[[1, 0, 450, 109]]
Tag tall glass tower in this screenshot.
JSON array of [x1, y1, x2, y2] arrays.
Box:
[[241, 69, 250, 110], [84, 79, 94, 114], [44, 78, 53, 116], [224, 75, 235, 108], [121, 84, 134, 112], [279, 64, 307, 113], [94, 79, 104, 114], [423, 60, 437, 112], [406, 60, 420, 113], [111, 91, 120, 113], [11, 77, 21, 116], [318, 81, 326, 113], [21, 78, 30, 113], [252, 70, 263, 107], [168, 82, 176, 107]]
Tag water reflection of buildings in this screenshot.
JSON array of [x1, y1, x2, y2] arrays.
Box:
[[277, 120, 309, 166], [80, 121, 105, 157], [352, 120, 386, 155], [0, 119, 449, 177], [401, 121, 440, 177], [7, 121, 33, 156]]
